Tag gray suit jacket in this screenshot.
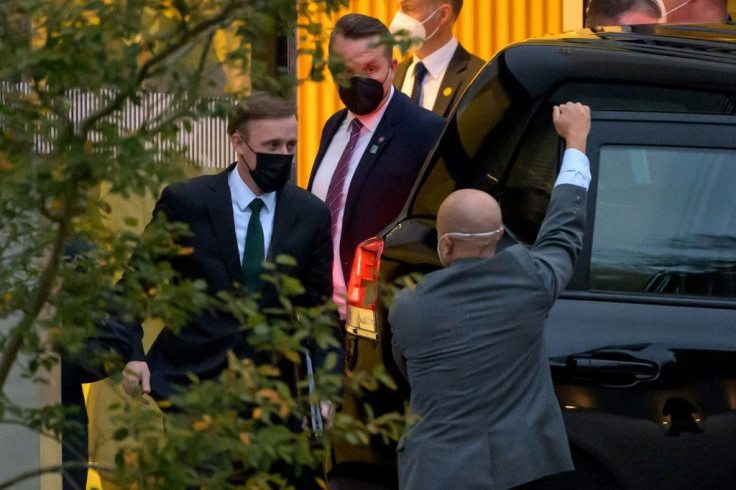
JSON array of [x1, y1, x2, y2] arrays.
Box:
[[390, 183, 586, 489], [394, 43, 485, 117]]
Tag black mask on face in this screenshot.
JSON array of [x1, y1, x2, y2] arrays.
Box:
[[338, 68, 390, 116], [241, 141, 293, 193]]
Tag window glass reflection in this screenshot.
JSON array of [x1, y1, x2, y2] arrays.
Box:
[[592, 146, 736, 298]]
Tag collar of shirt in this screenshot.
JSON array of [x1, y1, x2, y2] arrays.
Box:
[[350, 85, 395, 132], [228, 166, 277, 213], [410, 37, 459, 80]]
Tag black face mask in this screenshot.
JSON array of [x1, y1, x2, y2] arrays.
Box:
[[338, 69, 390, 116], [242, 142, 293, 193]]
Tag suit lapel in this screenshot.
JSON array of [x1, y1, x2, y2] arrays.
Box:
[[393, 57, 411, 91], [206, 164, 242, 285], [341, 94, 401, 228], [308, 110, 348, 190], [433, 45, 472, 117], [269, 184, 296, 262]]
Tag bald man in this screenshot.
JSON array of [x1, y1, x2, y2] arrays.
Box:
[[390, 102, 591, 490]]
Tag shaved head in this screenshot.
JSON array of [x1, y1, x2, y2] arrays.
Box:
[[436, 189, 504, 266], [437, 189, 502, 235]]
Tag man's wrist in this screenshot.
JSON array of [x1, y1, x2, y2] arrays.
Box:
[[564, 136, 586, 154]]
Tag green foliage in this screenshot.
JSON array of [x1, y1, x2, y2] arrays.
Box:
[[0, 1, 410, 487]]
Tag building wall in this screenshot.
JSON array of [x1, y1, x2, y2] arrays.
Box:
[[295, 0, 585, 186]]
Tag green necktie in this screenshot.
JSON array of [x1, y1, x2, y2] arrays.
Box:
[[242, 198, 265, 292]]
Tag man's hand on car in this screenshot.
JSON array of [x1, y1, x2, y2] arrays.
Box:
[[553, 102, 591, 153]]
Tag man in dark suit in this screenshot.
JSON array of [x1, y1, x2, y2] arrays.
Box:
[[120, 92, 332, 402], [308, 13, 444, 326], [389, 0, 485, 117], [390, 102, 591, 489]]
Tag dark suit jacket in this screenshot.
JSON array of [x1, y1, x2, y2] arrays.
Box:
[[126, 165, 332, 400], [390, 183, 586, 490], [393, 43, 485, 118], [308, 91, 444, 283]]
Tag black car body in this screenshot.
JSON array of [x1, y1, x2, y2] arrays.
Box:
[[333, 23, 736, 489]]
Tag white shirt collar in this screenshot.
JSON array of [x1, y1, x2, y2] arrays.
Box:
[[228, 165, 277, 213], [413, 37, 459, 80], [349, 86, 395, 133]]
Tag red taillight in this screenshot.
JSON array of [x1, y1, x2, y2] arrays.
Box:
[[345, 237, 384, 340]]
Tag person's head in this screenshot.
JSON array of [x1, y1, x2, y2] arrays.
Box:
[[436, 189, 504, 267], [228, 92, 297, 195], [389, 0, 461, 57], [328, 13, 397, 116], [585, 0, 663, 27], [659, 0, 728, 23]]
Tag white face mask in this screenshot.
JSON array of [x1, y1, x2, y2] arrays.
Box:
[[389, 7, 442, 48], [436, 227, 504, 267]]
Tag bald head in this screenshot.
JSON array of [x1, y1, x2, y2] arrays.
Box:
[[437, 189, 502, 235], [436, 189, 504, 266]]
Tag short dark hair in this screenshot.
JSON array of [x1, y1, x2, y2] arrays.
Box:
[[227, 92, 296, 137], [449, 0, 464, 18], [585, 0, 662, 27], [433, 0, 464, 19], [328, 13, 392, 62]]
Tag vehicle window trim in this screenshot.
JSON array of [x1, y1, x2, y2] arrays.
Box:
[[567, 112, 736, 300]]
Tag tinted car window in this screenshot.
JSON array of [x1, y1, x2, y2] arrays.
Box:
[[591, 145, 736, 298]]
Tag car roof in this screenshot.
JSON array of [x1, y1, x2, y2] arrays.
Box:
[[492, 23, 736, 98]]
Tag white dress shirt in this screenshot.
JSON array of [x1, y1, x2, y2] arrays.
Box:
[[311, 87, 396, 319], [554, 149, 591, 190], [400, 37, 459, 111], [228, 168, 277, 264]]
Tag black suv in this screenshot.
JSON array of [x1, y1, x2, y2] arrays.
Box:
[[333, 23, 736, 489]]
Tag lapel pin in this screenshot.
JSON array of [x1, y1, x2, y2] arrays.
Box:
[[443, 87, 453, 97], [378, 136, 385, 143], [370, 144, 379, 154]]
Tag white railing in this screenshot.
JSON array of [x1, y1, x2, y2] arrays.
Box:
[[2, 82, 235, 169]]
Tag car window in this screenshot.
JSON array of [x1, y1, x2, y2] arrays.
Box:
[[591, 146, 736, 298], [497, 107, 560, 244]]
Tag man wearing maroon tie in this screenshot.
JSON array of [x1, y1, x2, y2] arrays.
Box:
[[309, 13, 444, 329]]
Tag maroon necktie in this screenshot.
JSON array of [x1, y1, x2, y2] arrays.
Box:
[[325, 118, 363, 240]]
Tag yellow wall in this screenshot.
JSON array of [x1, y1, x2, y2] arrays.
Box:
[[296, 0, 584, 187]]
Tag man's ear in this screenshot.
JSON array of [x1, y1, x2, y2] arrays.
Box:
[[438, 3, 453, 26], [440, 236, 453, 258], [230, 132, 246, 155], [229, 133, 243, 154]]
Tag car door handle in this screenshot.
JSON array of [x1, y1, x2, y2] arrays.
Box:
[[567, 354, 660, 387]]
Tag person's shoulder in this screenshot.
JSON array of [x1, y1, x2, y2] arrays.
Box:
[[159, 168, 229, 201], [451, 43, 485, 78], [323, 108, 348, 127], [467, 52, 485, 73], [395, 92, 444, 128], [280, 183, 328, 212]]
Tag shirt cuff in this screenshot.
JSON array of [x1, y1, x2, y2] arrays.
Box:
[[554, 148, 591, 190]]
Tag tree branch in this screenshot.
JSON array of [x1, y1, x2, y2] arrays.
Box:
[[0, 194, 75, 391], [79, 1, 241, 138]]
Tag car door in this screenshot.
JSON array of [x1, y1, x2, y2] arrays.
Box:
[[544, 112, 736, 489]]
